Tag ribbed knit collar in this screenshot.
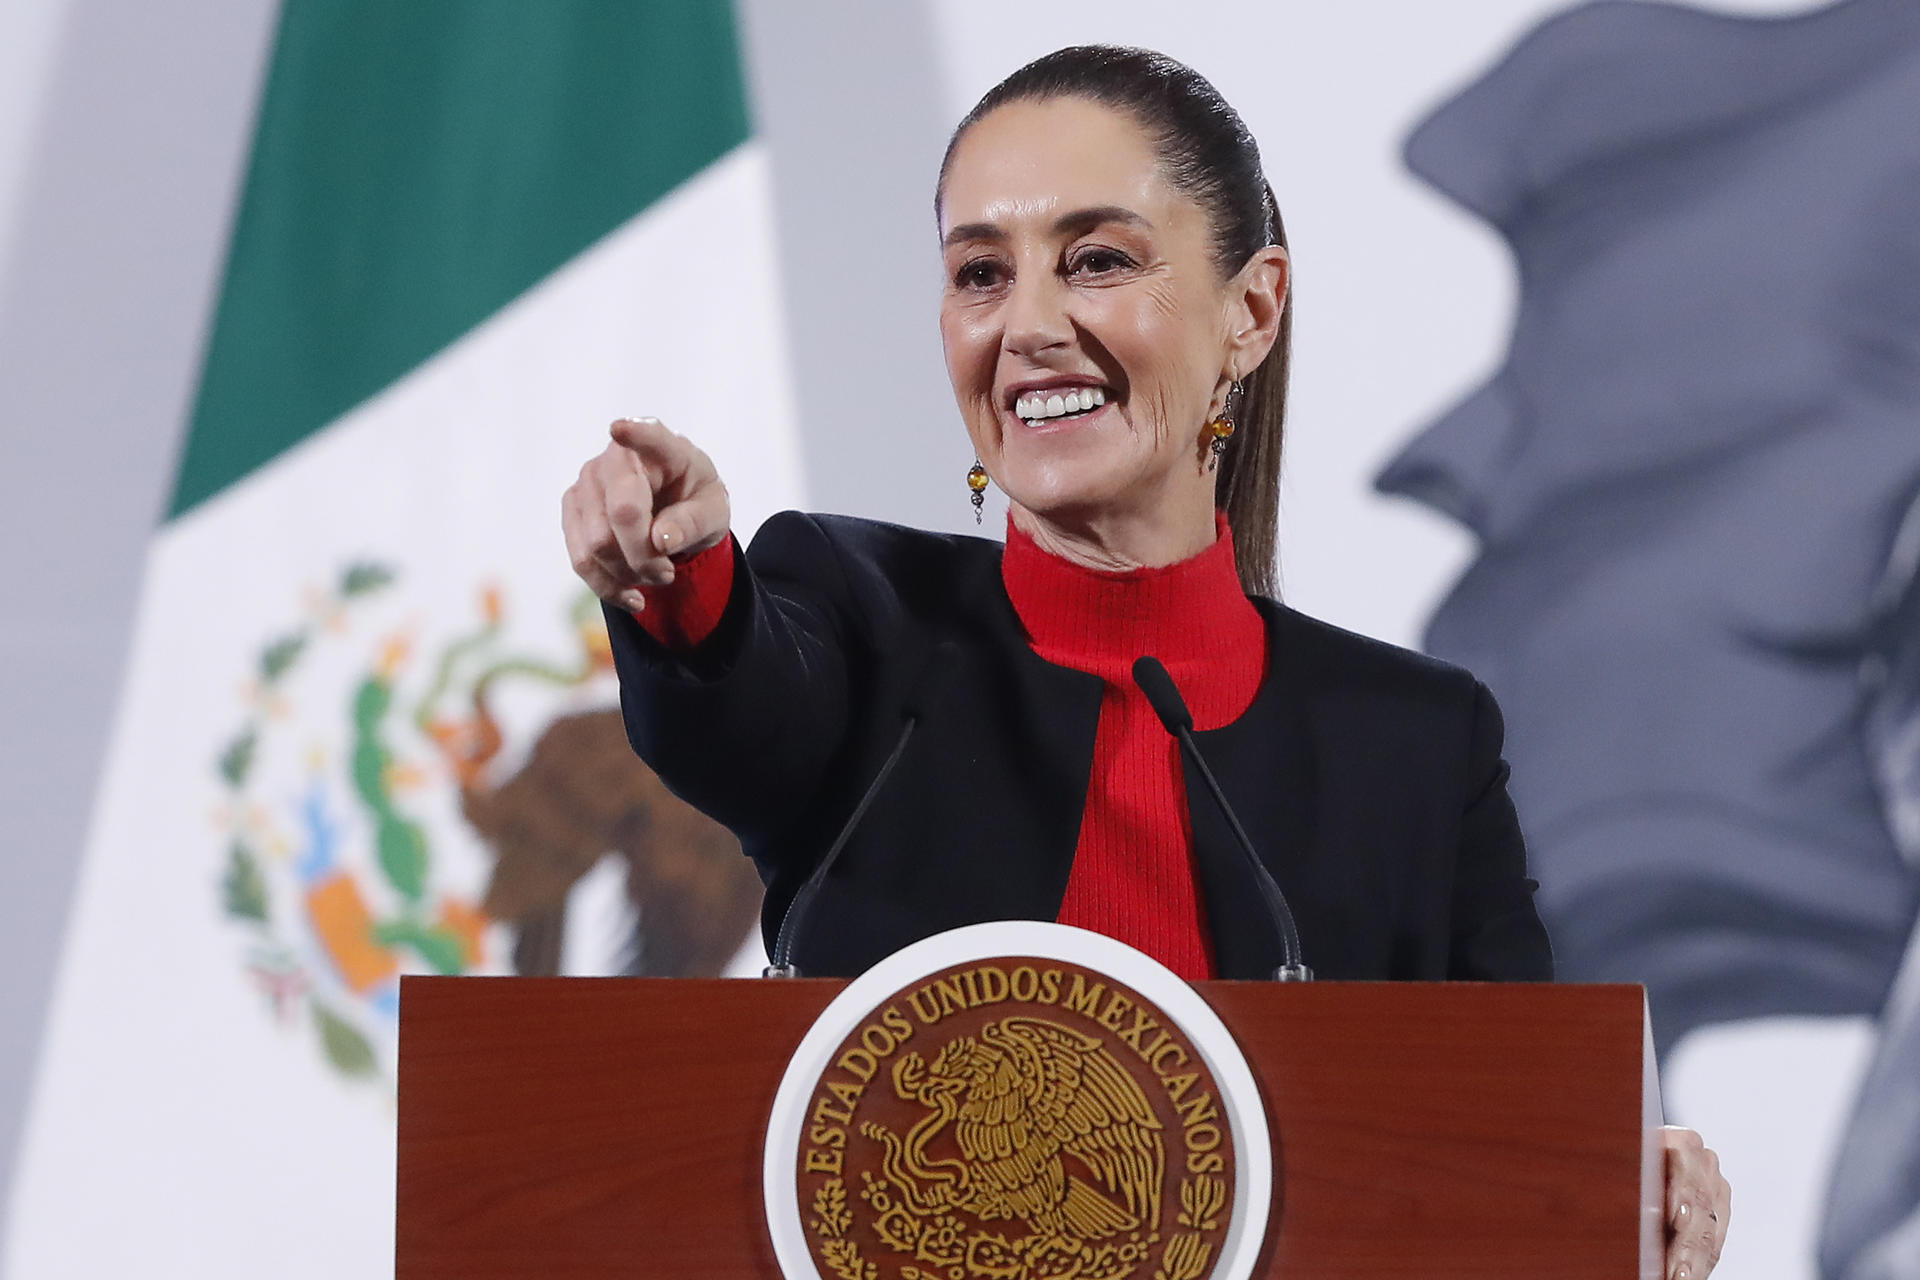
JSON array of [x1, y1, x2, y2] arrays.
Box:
[[1001, 512, 1266, 725]]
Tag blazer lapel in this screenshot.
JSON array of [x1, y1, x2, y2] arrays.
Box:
[[1188, 600, 1320, 980], [958, 540, 1106, 918]]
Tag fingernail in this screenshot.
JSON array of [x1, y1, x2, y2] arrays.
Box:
[[619, 590, 646, 613], [655, 524, 677, 553], [1676, 1203, 1691, 1222], [1675, 1266, 1690, 1280]]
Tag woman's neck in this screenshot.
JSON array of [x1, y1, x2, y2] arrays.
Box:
[[1008, 498, 1218, 574]]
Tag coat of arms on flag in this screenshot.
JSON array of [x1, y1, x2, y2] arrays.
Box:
[[213, 563, 763, 1084]]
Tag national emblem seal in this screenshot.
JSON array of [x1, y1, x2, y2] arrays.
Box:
[[767, 922, 1272, 1280]]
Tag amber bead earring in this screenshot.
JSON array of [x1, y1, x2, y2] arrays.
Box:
[[967, 460, 989, 523], [1207, 380, 1242, 472]]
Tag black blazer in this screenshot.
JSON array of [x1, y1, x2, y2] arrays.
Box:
[[606, 511, 1553, 982]]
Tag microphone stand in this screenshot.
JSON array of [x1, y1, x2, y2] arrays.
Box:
[[1134, 655, 1312, 981]]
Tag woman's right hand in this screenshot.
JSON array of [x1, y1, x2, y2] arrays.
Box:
[[562, 417, 731, 613]]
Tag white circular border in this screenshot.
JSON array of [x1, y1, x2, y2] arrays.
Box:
[[764, 921, 1273, 1280]]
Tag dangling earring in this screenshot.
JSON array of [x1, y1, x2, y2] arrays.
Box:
[[967, 459, 989, 523], [1207, 380, 1242, 472]]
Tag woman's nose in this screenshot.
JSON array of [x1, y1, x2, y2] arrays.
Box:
[[1001, 271, 1073, 357]]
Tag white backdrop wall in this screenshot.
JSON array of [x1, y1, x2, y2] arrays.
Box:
[[0, 2, 1869, 1277], [0, 1, 281, 1266]]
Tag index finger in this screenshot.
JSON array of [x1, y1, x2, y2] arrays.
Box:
[[609, 416, 689, 488]]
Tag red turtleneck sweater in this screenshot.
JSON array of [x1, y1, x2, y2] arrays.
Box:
[[632, 516, 1267, 980]]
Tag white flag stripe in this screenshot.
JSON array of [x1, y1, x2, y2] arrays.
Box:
[[7, 143, 801, 1280]]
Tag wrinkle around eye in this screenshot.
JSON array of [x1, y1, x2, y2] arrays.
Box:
[[1138, 274, 1184, 318]]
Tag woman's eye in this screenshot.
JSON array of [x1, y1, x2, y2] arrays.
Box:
[[954, 259, 1006, 290], [1069, 248, 1133, 277]]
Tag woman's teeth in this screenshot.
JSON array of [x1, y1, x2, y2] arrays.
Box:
[[1015, 386, 1107, 423]]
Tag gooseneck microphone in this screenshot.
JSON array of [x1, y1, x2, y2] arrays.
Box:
[[764, 643, 960, 977], [1132, 655, 1313, 981]]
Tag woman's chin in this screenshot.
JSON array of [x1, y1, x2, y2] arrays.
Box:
[[987, 404, 1204, 521], [998, 471, 1134, 524], [995, 408, 1124, 474]]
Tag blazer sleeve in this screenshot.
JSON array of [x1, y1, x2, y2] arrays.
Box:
[[1448, 680, 1556, 980], [602, 511, 858, 847]]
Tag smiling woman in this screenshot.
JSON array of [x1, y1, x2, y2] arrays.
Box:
[[559, 44, 1728, 1277], [934, 59, 1290, 591]]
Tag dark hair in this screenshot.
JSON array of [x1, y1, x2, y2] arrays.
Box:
[[936, 45, 1292, 596]]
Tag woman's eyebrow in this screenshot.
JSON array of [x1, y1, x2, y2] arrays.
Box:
[[1054, 205, 1150, 237], [943, 221, 1005, 248], [942, 205, 1152, 249]]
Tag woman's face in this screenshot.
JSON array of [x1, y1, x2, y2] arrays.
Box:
[[938, 97, 1280, 538]]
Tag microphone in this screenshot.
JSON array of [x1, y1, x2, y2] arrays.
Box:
[[764, 642, 960, 977], [1132, 655, 1313, 981]]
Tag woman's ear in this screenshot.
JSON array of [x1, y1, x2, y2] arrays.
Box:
[[1225, 245, 1289, 372]]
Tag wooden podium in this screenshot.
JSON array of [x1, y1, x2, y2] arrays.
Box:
[[396, 977, 1663, 1278]]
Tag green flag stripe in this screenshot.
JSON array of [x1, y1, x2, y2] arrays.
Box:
[[170, 0, 750, 518]]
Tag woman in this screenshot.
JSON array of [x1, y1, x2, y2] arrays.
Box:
[[561, 45, 1729, 1277]]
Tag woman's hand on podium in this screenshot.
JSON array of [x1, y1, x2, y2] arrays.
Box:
[[1662, 1125, 1730, 1279], [563, 417, 731, 613]]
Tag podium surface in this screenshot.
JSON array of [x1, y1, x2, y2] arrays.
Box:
[[396, 977, 1660, 1278]]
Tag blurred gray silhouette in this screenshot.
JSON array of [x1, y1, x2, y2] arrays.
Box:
[[1375, 2, 1920, 1276]]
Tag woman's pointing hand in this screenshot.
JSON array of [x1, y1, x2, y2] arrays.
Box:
[[562, 417, 731, 613]]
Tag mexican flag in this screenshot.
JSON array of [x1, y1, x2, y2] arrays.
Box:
[[4, 3, 799, 1274]]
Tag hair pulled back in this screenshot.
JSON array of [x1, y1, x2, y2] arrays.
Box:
[[937, 44, 1292, 596]]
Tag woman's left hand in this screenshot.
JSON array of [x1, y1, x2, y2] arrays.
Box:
[[1663, 1125, 1731, 1279]]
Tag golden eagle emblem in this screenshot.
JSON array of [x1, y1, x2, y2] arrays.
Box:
[[795, 963, 1237, 1280], [862, 1015, 1166, 1248]]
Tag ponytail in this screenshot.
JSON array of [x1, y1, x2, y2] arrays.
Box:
[[1217, 191, 1289, 597]]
